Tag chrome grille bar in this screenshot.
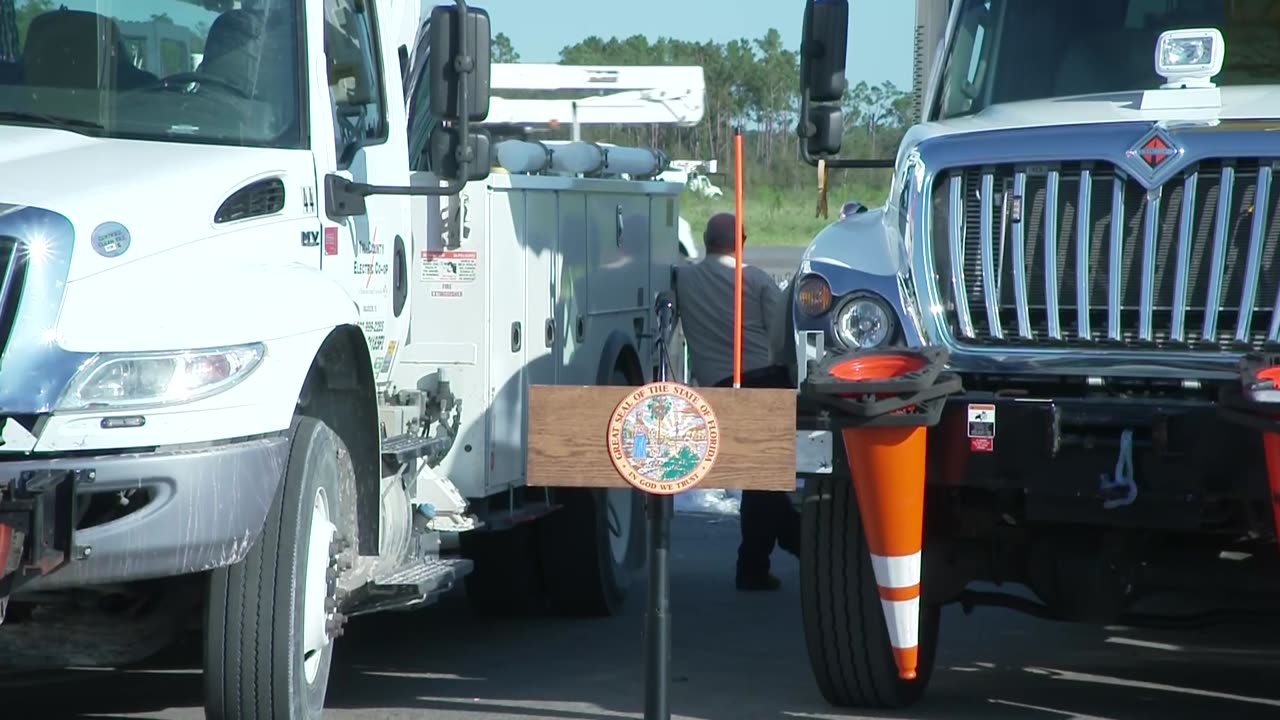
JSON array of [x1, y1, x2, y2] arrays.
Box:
[[1170, 172, 1198, 342], [1076, 169, 1092, 340], [1044, 170, 1062, 339], [1203, 165, 1234, 341], [0, 243, 21, 313], [948, 174, 974, 338], [1239, 165, 1273, 342], [979, 171, 1002, 338], [1107, 175, 1125, 341], [1011, 171, 1032, 338], [1138, 187, 1162, 342]]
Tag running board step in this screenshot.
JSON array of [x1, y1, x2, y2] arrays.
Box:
[[381, 433, 450, 465], [346, 557, 473, 617]]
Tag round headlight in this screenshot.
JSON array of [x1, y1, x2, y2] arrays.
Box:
[[796, 275, 832, 316], [834, 296, 895, 349]]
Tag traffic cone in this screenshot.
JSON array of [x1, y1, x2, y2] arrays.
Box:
[[842, 425, 927, 681], [1261, 430, 1280, 547], [829, 353, 930, 681]]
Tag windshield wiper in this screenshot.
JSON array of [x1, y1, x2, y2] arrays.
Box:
[[0, 111, 105, 133]]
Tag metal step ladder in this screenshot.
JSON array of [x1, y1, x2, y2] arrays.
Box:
[[348, 556, 474, 617]]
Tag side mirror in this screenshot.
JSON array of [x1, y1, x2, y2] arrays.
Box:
[[806, 105, 843, 156], [429, 125, 492, 182], [801, 0, 849, 103], [429, 5, 491, 123]]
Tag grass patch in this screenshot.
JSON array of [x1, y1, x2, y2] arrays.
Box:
[[678, 182, 891, 247]]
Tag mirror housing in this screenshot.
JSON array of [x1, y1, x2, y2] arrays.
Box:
[[801, 0, 849, 102], [430, 125, 492, 182], [429, 4, 491, 123], [806, 105, 843, 156]]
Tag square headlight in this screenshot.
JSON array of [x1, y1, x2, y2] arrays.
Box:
[[1155, 28, 1225, 88]]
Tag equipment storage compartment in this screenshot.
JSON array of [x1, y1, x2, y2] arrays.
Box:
[[585, 189, 653, 380]]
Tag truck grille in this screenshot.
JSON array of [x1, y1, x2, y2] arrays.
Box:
[[930, 159, 1280, 351]]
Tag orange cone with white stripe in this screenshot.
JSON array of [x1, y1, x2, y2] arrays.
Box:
[[842, 424, 928, 681]]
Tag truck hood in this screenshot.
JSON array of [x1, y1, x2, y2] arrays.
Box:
[[0, 126, 315, 282], [913, 85, 1280, 143]]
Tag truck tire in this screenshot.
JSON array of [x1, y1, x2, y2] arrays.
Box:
[[536, 367, 646, 616], [799, 474, 940, 709], [204, 416, 356, 720]]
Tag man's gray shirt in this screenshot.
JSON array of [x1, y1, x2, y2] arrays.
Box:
[[673, 253, 787, 386]]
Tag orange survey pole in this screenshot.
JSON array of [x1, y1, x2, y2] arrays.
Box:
[[733, 128, 745, 389]]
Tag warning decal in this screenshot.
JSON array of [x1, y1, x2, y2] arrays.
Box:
[[421, 250, 477, 300], [967, 403, 995, 453], [421, 250, 477, 283]]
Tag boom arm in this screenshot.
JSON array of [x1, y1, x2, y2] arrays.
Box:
[[484, 63, 706, 140]]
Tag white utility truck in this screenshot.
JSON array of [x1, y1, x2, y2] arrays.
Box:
[[0, 0, 688, 717]]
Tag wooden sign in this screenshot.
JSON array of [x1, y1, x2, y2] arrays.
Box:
[[527, 383, 796, 491]]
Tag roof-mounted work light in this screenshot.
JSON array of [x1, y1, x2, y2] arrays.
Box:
[[1155, 28, 1225, 89]]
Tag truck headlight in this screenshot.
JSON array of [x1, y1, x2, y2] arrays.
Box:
[[57, 344, 264, 411], [834, 296, 894, 350]]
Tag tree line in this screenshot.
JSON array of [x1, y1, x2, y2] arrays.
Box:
[[493, 30, 914, 194]]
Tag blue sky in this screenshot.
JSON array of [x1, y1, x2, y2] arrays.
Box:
[[476, 0, 916, 90]]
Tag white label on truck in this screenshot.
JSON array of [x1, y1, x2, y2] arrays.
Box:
[[967, 403, 995, 452], [421, 250, 477, 300]]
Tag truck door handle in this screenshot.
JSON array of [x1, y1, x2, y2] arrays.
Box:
[[511, 321, 522, 352], [575, 316, 586, 343], [544, 319, 555, 348]]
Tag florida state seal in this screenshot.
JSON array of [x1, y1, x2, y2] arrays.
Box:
[[606, 382, 720, 495]]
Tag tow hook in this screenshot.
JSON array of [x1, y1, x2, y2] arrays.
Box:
[[1099, 428, 1138, 509]]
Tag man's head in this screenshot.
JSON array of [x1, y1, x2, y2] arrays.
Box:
[[703, 212, 744, 255]]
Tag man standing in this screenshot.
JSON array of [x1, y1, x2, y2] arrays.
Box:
[[673, 213, 801, 591]]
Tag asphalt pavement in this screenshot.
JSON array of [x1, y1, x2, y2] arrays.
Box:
[[5, 513, 1280, 720]]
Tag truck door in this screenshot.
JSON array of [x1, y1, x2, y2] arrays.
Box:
[[316, 0, 411, 381]]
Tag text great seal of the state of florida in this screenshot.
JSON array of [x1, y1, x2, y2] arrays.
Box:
[[606, 382, 720, 495]]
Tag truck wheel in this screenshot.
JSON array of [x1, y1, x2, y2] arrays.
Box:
[[536, 367, 646, 616], [204, 416, 356, 720], [799, 474, 940, 709], [538, 486, 644, 616]]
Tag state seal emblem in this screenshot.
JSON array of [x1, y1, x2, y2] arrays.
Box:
[[607, 382, 720, 495]]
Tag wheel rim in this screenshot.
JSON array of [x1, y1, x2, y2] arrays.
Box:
[[605, 488, 633, 566], [302, 486, 336, 685]]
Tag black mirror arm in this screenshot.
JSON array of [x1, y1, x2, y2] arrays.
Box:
[[324, 174, 467, 220], [795, 87, 895, 170]]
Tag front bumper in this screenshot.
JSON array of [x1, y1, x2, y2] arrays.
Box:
[[797, 394, 1271, 531], [0, 435, 288, 595]]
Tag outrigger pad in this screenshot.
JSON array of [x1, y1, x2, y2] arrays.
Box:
[[798, 347, 962, 428]]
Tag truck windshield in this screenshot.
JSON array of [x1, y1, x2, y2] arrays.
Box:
[[0, 0, 303, 148], [938, 0, 1280, 119]]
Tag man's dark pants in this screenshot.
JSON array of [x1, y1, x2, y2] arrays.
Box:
[[713, 365, 802, 581]]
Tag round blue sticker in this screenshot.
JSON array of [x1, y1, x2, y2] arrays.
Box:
[[91, 222, 131, 258]]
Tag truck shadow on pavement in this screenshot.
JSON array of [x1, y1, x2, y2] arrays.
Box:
[[8, 515, 1280, 720]]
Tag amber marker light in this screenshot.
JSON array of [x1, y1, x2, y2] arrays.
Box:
[[797, 275, 832, 316]]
